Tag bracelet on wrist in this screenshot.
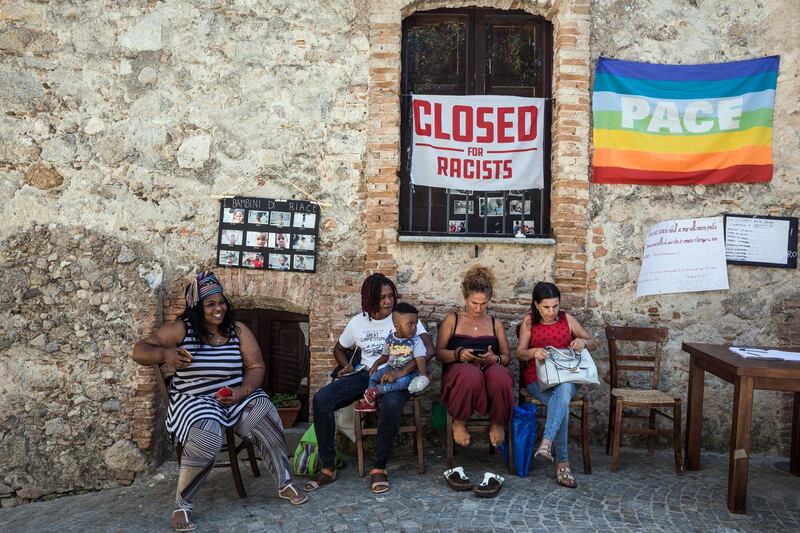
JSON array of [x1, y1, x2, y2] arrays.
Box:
[[454, 347, 463, 362], [496, 355, 502, 365]]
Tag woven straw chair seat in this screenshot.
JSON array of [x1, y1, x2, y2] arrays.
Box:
[[611, 387, 675, 404]]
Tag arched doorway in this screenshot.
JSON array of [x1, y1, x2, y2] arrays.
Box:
[[238, 308, 311, 422]]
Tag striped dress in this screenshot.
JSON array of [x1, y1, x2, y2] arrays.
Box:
[[165, 320, 268, 444]]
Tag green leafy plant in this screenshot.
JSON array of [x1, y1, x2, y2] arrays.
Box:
[[271, 393, 300, 408]]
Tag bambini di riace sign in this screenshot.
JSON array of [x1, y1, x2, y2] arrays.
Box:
[[411, 95, 546, 191]]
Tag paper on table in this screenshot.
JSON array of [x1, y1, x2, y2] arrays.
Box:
[[765, 350, 800, 362], [729, 347, 800, 362]]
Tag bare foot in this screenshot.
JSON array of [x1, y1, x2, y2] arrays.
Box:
[[453, 419, 471, 447], [171, 509, 195, 531], [489, 423, 505, 447]]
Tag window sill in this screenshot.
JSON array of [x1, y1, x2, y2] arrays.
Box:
[[398, 235, 556, 245]]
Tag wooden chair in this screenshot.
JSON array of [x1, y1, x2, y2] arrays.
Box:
[[444, 406, 516, 474], [354, 396, 425, 477], [605, 325, 683, 475], [518, 361, 592, 474], [153, 365, 262, 497]]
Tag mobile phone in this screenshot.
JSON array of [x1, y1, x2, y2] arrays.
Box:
[[177, 348, 193, 360], [338, 363, 366, 377], [471, 349, 488, 356]]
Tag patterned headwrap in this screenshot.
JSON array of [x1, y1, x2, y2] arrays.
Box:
[[184, 271, 224, 309]]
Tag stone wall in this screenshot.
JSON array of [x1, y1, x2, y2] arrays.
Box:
[[0, 0, 797, 504]]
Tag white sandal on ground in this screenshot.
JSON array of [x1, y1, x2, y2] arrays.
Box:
[[473, 472, 505, 498]]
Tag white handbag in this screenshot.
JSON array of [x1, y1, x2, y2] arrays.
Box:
[[536, 346, 600, 390]]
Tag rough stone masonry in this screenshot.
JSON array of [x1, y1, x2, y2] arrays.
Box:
[[0, 0, 797, 506]]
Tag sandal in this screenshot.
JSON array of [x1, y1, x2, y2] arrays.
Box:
[[443, 466, 472, 491], [534, 442, 554, 463], [278, 483, 309, 505], [171, 509, 197, 532], [556, 466, 577, 489], [304, 468, 336, 492], [370, 468, 390, 494], [473, 472, 504, 498]]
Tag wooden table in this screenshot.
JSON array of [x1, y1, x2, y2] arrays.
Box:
[[682, 343, 800, 514]]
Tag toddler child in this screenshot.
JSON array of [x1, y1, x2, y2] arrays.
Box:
[[354, 302, 428, 412]]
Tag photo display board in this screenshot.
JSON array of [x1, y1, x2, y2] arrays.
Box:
[[724, 214, 798, 269], [216, 197, 319, 273]]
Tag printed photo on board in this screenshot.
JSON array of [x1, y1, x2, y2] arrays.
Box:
[[219, 250, 240, 266], [248, 210, 269, 225], [242, 252, 264, 269], [246, 231, 269, 248], [448, 220, 466, 233], [292, 234, 315, 251], [512, 220, 536, 235], [223, 208, 246, 224], [293, 212, 316, 229], [486, 197, 504, 216], [269, 232, 290, 250], [270, 211, 291, 227], [509, 199, 524, 215], [294, 254, 314, 271], [221, 229, 243, 246], [268, 253, 291, 271], [453, 200, 474, 215]]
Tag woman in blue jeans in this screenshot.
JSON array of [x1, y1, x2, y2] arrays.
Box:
[[516, 282, 597, 488], [305, 274, 434, 494]]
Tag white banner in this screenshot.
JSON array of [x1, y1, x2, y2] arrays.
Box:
[[636, 217, 729, 297], [410, 95, 545, 191]]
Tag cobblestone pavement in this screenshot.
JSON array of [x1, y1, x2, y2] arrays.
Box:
[[2, 445, 798, 532]]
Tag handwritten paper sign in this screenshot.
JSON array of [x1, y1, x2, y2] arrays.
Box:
[[636, 217, 729, 297], [724, 215, 798, 269]]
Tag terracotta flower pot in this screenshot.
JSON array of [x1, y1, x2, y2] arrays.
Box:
[[277, 404, 301, 428]]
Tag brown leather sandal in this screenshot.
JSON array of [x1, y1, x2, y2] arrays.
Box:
[[278, 483, 309, 505], [556, 466, 577, 488], [304, 468, 336, 492], [370, 468, 390, 494]]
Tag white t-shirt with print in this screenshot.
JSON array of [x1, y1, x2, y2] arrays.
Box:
[[338, 313, 428, 369]]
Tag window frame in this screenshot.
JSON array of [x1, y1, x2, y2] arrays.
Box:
[[399, 8, 553, 239]]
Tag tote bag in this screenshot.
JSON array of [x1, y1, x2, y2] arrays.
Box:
[[536, 346, 600, 391]]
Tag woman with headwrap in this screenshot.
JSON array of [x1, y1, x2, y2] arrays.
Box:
[[132, 271, 307, 532]]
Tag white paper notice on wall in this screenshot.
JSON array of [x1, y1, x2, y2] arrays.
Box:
[[724, 214, 798, 269], [636, 217, 729, 297]]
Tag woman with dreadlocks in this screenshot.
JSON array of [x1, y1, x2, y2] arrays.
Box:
[[132, 271, 307, 532], [305, 273, 434, 494]]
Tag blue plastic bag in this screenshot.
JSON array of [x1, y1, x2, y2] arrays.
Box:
[[499, 403, 537, 477]]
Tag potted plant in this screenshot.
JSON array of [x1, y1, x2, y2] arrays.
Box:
[[271, 393, 301, 428]]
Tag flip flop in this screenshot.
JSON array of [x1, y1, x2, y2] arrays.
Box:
[[443, 466, 472, 491], [304, 469, 336, 492], [278, 483, 309, 505], [473, 472, 504, 498], [370, 469, 390, 494], [171, 509, 197, 532]]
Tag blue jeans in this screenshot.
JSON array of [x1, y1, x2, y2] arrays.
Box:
[[369, 366, 417, 394], [526, 381, 577, 464], [312, 370, 411, 470]]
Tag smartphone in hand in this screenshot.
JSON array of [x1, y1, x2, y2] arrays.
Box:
[[177, 348, 193, 360], [471, 348, 488, 357]]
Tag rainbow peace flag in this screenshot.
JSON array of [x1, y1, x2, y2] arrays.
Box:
[[592, 56, 779, 185]]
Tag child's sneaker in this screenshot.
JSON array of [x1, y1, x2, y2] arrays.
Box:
[[363, 387, 378, 405], [354, 399, 376, 412], [408, 375, 430, 395]]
